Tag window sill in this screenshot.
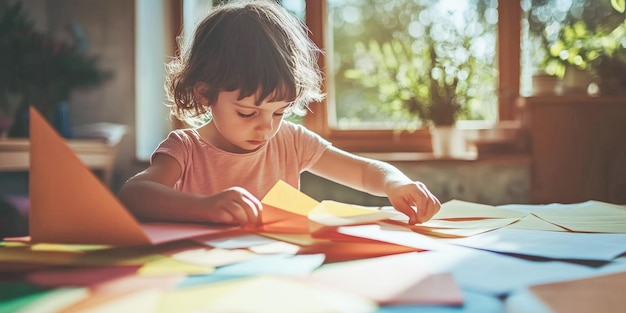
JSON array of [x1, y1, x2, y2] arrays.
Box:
[[356, 151, 531, 165]]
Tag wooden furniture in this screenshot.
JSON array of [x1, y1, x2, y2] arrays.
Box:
[[518, 96, 626, 204], [0, 138, 118, 186]]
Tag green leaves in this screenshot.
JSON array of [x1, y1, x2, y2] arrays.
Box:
[[611, 0, 625, 13]]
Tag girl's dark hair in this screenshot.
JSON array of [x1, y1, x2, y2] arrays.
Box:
[[166, 0, 324, 124]]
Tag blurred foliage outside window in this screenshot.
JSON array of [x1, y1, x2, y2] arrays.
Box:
[[520, 0, 626, 95], [330, 0, 498, 130], [331, 0, 626, 130]]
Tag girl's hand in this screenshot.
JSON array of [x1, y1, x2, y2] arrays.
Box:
[[201, 187, 263, 227], [386, 181, 441, 224]]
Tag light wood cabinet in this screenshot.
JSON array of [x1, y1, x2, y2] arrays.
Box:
[[518, 96, 626, 204]]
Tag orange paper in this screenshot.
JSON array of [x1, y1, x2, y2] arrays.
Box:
[[28, 107, 235, 246]]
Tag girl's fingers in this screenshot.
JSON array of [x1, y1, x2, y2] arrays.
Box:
[[241, 196, 261, 225], [393, 183, 441, 224], [212, 206, 239, 225]]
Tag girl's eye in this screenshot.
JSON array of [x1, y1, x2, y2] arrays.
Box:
[[237, 112, 255, 118], [273, 111, 285, 117]]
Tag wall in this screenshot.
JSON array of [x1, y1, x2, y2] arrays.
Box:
[[302, 159, 530, 206], [16, 0, 145, 192]]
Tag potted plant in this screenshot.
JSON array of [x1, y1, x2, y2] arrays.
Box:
[[344, 38, 474, 157], [540, 18, 626, 95], [0, 2, 111, 138]]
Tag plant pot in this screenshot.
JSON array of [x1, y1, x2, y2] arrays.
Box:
[[7, 101, 73, 138], [430, 125, 467, 158], [561, 65, 593, 95], [532, 71, 561, 95]]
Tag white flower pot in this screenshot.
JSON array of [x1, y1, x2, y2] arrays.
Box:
[[430, 126, 467, 158]]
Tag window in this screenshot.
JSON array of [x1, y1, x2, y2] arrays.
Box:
[[304, 0, 625, 153], [304, 1, 521, 152], [135, 0, 175, 161], [330, 0, 499, 129]]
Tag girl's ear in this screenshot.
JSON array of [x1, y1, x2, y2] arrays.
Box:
[[193, 82, 210, 106]]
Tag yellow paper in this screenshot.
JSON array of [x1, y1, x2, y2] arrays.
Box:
[[138, 256, 215, 275], [261, 180, 320, 216], [0, 245, 80, 265], [157, 276, 376, 313], [308, 200, 399, 226], [31, 243, 111, 252], [432, 199, 526, 220]]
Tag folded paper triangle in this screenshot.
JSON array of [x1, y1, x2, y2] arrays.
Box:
[[28, 107, 235, 246]]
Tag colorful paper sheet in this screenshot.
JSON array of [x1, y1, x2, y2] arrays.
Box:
[[170, 247, 259, 267], [259, 180, 398, 235], [157, 276, 377, 313], [530, 200, 626, 233], [7, 287, 89, 313], [137, 256, 215, 275], [383, 217, 520, 238], [261, 180, 320, 216], [308, 200, 400, 226], [449, 228, 626, 260], [431, 200, 526, 220], [0, 283, 53, 313], [61, 288, 163, 313], [529, 271, 626, 313], [504, 214, 569, 231], [338, 224, 456, 252], [306, 252, 463, 305]]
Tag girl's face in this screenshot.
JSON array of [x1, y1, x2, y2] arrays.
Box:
[[203, 90, 289, 154]]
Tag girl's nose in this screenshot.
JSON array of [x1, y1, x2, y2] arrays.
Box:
[[255, 115, 273, 133]]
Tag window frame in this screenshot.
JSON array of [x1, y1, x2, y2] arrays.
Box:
[[303, 1, 521, 152]]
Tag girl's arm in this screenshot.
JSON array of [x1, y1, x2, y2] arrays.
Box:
[[118, 154, 262, 226], [308, 146, 441, 224]]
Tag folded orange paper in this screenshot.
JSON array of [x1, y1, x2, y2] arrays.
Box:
[[28, 107, 236, 246]]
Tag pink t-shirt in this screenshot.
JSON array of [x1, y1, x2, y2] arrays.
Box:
[[151, 121, 331, 199]]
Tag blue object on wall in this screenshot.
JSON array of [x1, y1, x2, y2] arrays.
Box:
[[54, 101, 73, 139]]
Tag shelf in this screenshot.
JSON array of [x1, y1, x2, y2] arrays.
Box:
[[0, 138, 119, 186]]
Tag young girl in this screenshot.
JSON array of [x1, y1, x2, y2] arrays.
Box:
[[119, 0, 440, 227]]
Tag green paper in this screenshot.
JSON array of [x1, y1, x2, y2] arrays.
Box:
[[0, 283, 51, 313]]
